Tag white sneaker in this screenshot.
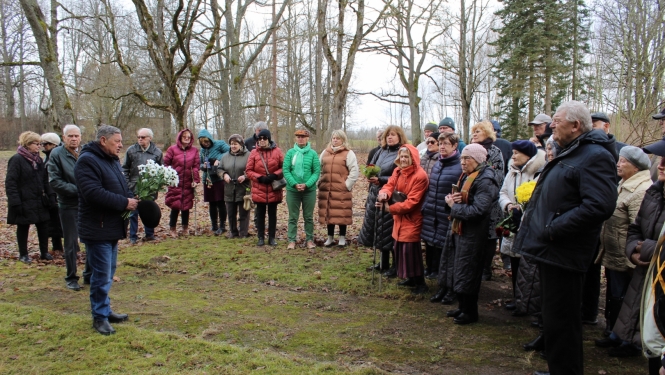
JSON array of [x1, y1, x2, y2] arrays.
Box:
[[324, 236, 334, 247], [338, 237, 346, 247]]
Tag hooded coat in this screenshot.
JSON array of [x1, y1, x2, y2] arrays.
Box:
[[197, 129, 229, 185], [164, 129, 201, 211], [438, 164, 500, 294], [513, 129, 618, 273], [380, 144, 429, 242], [421, 151, 461, 247], [219, 145, 250, 202], [317, 145, 359, 226], [358, 144, 401, 252], [246, 141, 284, 204]]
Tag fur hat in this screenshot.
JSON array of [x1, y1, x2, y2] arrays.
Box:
[[461, 143, 488, 164]]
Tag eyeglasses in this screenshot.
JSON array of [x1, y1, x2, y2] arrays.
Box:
[[138, 136, 149, 139], [40, 142, 53, 146], [426, 140, 437, 145], [295, 135, 308, 138], [258, 136, 269, 141]]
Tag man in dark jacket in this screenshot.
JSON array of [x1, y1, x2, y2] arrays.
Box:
[[47, 124, 90, 291], [122, 128, 163, 244], [244, 121, 268, 152], [513, 101, 618, 375], [75, 125, 137, 336]]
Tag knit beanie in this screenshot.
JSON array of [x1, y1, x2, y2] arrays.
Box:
[[428, 132, 440, 141], [41, 133, 61, 145], [461, 143, 487, 164], [424, 122, 438, 132], [257, 129, 271, 142], [620, 145, 651, 171], [228, 134, 244, 147], [511, 140, 537, 159], [439, 117, 456, 130]]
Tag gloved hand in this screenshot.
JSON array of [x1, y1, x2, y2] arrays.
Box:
[[257, 176, 270, 184], [268, 174, 279, 182]]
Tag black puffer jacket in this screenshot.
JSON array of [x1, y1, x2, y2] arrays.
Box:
[[75, 141, 133, 242], [358, 144, 400, 251], [421, 152, 461, 247], [438, 165, 500, 294], [6, 154, 54, 225], [614, 181, 665, 346], [513, 130, 618, 272]]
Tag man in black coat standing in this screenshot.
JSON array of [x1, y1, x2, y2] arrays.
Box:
[[75, 125, 138, 335], [513, 101, 618, 375]]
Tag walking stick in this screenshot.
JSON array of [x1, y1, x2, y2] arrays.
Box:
[[379, 202, 385, 292], [372, 203, 379, 285], [192, 168, 198, 236]]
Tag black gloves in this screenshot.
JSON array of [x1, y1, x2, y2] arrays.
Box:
[[257, 176, 270, 184], [268, 174, 279, 182]]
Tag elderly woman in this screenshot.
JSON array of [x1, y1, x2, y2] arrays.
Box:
[[6, 131, 56, 263], [420, 132, 440, 176], [41, 132, 64, 253], [423, 133, 462, 300], [377, 144, 429, 294], [198, 129, 230, 235], [246, 129, 284, 246], [219, 134, 251, 238], [318, 130, 359, 247], [164, 129, 200, 238], [471, 120, 505, 281], [441, 143, 500, 324], [359, 125, 408, 276], [283, 129, 321, 249], [499, 141, 546, 310]]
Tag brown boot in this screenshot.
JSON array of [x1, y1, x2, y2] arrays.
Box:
[[170, 226, 178, 238], [181, 225, 189, 237]]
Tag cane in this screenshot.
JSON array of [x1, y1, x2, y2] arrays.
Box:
[[192, 168, 198, 236], [379, 202, 385, 292], [372, 203, 379, 285]]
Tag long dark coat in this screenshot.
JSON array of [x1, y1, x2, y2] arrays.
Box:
[[438, 165, 500, 294], [43, 148, 63, 238], [6, 153, 54, 225], [421, 152, 461, 247]]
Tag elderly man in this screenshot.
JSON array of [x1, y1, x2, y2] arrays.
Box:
[[438, 117, 466, 152], [367, 129, 383, 164], [75, 125, 137, 335], [244, 121, 268, 152], [648, 107, 665, 181], [122, 128, 163, 244], [417, 121, 438, 153], [591, 112, 628, 156], [513, 101, 618, 375], [47, 125, 90, 291], [528, 113, 553, 147]]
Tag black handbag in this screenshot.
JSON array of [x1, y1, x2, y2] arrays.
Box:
[[389, 190, 407, 204], [258, 151, 286, 190]]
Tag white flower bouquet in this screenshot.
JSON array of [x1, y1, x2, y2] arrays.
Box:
[[122, 160, 179, 220]]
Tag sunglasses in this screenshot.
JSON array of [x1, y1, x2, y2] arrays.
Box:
[[296, 135, 308, 138], [138, 136, 149, 139], [426, 140, 437, 145], [40, 142, 53, 146], [258, 136, 269, 141]]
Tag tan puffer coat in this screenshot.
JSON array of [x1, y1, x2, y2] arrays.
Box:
[[317, 146, 359, 225]]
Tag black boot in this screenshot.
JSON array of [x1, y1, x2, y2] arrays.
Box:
[[441, 290, 456, 305], [430, 288, 445, 303], [268, 237, 277, 246], [447, 294, 464, 317], [411, 276, 429, 295], [257, 237, 265, 246], [398, 278, 416, 287], [523, 330, 545, 351], [383, 267, 397, 278]]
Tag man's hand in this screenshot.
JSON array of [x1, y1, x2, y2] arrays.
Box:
[[630, 252, 650, 267], [126, 198, 139, 211], [635, 241, 643, 253]]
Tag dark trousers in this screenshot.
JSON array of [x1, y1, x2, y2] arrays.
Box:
[[208, 200, 226, 230], [327, 224, 347, 236], [510, 256, 521, 297], [648, 357, 662, 375], [458, 293, 479, 318], [425, 243, 442, 274], [169, 209, 190, 227], [60, 207, 91, 282], [482, 239, 498, 276], [605, 269, 632, 331], [256, 202, 278, 239], [226, 201, 249, 237], [540, 261, 584, 375], [16, 221, 49, 257], [582, 259, 601, 321]]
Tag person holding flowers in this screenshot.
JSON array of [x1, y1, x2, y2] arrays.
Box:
[[283, 129, 321, 249], [498, 140, 546, 310], [317, 129, 359, 247], [164, 129, 200, 238]]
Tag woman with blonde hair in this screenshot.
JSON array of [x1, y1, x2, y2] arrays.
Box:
[[318, 129, 359, 247], [6, 131, 56, 263]]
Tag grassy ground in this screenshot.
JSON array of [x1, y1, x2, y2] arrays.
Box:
[[0, 235, 648, 375]]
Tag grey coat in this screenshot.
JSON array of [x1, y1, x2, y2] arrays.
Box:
[[122, 142, 163, 194], [47, 145, 80, 209], [438, 165, 500, 294], [218, 149, 250, 202]]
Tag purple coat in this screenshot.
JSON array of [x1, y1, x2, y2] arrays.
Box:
[[164, 129, 201, 211]]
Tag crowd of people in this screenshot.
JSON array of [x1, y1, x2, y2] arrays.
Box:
[[6, 102, 665, 375]]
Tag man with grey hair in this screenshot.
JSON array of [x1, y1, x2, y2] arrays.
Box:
[[47, 124, 91, 291], [245, 121, 269, 152], [122, 128, 163, 244], [512, 101, 618, 375], [367, 129, 383, 164], [75, 124, 137, 335]]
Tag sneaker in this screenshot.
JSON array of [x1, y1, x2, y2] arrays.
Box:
[[66, 281, 81, 291], [143, 236, 156, 242], [307, 241, 316, 249], [287, 242, 295, 250], [40, 253, 54, 261], [129, 238, 138, 245]]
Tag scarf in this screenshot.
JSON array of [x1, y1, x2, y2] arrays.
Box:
[[17, 146, 42, 170], [291, 142, 311, 180], [426, 149, 438, 159], [478, 138, 494, 151], [331, 145, 344, 153], [451, 165, 483, 235]]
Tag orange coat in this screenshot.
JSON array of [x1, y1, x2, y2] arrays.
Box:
[[318, 146, 354, 225], [380, 144, 429, 242]]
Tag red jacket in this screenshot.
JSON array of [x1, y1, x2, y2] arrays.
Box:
[[380, 144, 429, 242], [164, 129, 201, 211], [246, 143, 284, 204]]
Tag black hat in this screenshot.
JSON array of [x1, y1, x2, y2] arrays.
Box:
[[257, 129, 271, 141], [643, 136, 665, 157], [137, 200, 162, 228], [590, 112, 610, 123], [653, 107, 665, 120], [512, 140, 537, 158]]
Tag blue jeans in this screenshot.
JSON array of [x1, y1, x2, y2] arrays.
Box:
[[129, 209, 154, 240], [84, 240, 118, 320]]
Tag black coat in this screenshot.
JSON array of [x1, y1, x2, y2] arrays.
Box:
[[421, 152, 461, 247], [43, 148, 63, 238], [75, 141, 133, 242], [358, 145, 400, 252], [513, 130, 618, 273], [439, 165, 500, 294], [6, 154, 54, 225], [494, 138, 512, 177]]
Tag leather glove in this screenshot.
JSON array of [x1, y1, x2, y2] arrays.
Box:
[[268, 174, 279, 182], [257, 176, 270, 184]]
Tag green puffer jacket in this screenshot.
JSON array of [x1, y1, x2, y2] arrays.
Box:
[[283, 143, 320, 192]]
